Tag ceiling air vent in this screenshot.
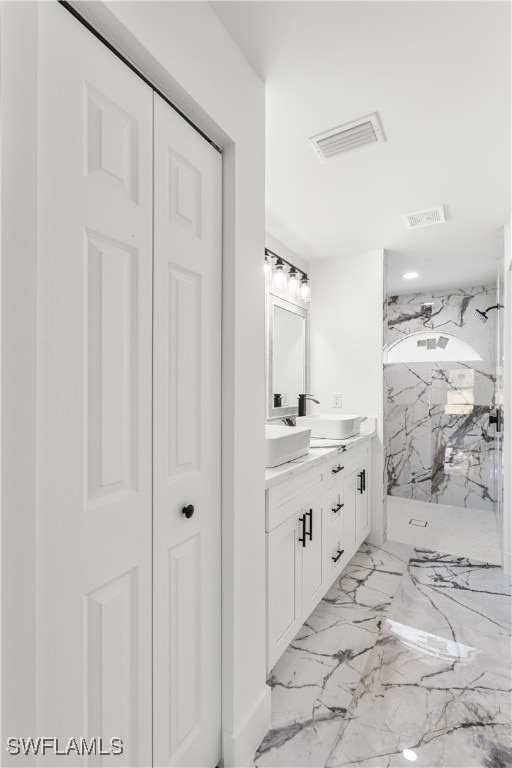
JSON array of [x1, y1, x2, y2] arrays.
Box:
[[402, 205, 446, 230], [309, 112, 385, 162]]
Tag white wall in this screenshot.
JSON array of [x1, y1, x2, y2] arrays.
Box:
[[310, 250, 387, 544], [0, 3, 39, 752], [1, 2, 269, 765]]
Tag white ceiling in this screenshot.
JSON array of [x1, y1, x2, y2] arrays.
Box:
[[212, 1, 511, 294]]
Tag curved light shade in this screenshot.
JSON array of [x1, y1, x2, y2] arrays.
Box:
[[385, 332, 482, 363]]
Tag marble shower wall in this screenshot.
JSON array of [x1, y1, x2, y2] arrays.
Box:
[[385, 286, 497, 511]]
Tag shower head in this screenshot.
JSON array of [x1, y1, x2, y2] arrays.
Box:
[[474, 304, 503, 324]]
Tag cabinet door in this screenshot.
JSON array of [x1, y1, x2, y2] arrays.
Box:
[[344, 470, 358, 554], [356, 466, 370, 537], [267, 514, 302, 671], [301, 500, 324, 618]]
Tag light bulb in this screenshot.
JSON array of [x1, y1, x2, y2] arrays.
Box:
[[403, 272, 419, 279], [300, 276, 311, 301], [402, 749, 417, 762], [273, 260, 285, 288], [264, 256, 271, 277], [287, 269, 299, 295]]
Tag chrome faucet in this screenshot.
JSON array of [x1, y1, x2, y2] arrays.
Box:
[[298, 393, 320, 417]]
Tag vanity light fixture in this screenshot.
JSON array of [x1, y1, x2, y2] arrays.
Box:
[[403, 272, 420, 279], [265, 248, 311, 302], [287, 267, 299, 296], [300, 275, 311, 302], [273, 258, 286, 288]]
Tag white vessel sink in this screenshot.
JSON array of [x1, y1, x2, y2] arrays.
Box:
[[265, 424, 311, 468], [296, 414, 362, 440]]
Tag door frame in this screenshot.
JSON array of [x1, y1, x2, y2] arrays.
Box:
[[0, 3, 40, 749], [503, 232, 512, 575]]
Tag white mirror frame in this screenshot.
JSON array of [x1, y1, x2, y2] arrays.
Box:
[[266, 292, 310, 420]]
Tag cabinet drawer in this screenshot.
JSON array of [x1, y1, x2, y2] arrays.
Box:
[[324, 454, 346, 490], [266, 464, 325, 531], [324, 485, 345, 530], [324, 526, 345, 578]]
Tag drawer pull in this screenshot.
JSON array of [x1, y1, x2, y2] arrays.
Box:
[[306, 509, 313, 541], [332, 549, 344, 563], [332, 465, 344, 475], [298, 514, 307, 547], [332, 503, 344, 513]]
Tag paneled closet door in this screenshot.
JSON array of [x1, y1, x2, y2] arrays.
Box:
[[153, 94, 222, 767], [37, 4, 153, 765]]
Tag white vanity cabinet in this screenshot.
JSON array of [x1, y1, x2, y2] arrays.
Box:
[[266, 512, 302, 667], [346, 439, 371, 540], [322, 466, 352, 581], [265, 435, 373, 672], [266, 467, 326, 669], [301, 497, 325, 617]]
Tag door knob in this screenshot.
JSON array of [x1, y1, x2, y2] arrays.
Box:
[[182, 504, 195, 519]]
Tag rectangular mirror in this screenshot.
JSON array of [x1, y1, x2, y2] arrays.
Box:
[[266, 293, 309, 419]]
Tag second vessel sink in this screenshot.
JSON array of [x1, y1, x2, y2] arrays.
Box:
[[265, 424, 311, 468], [296, 414, 362, 439]]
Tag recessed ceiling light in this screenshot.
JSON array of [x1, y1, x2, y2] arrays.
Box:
[[403, 272, 419, 279], [402, 749, 418, 762]]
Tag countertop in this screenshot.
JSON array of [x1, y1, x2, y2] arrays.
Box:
[[265, 418, 376, 489]]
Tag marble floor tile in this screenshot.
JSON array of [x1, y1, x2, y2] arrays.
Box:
[[326, 549, 512, 768], [255, 539, 510, 768], [254, 542, 412, 768]]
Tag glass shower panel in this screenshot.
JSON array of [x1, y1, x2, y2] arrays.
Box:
[[384, 284, 499, 513]]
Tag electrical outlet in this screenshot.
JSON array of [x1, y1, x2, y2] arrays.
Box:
[[333, 393, 343, 408]]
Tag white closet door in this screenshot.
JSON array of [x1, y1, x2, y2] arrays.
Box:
[[37, 5, 152, 765], [153, 94, 222, 768]]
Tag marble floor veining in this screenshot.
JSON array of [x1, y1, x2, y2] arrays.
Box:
[[255, 542, 414, 767], [255, 542, 512, 768]]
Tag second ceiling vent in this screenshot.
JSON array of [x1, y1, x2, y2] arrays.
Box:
[[402, 205, 446, 230], [309, 112, 386, 162]]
